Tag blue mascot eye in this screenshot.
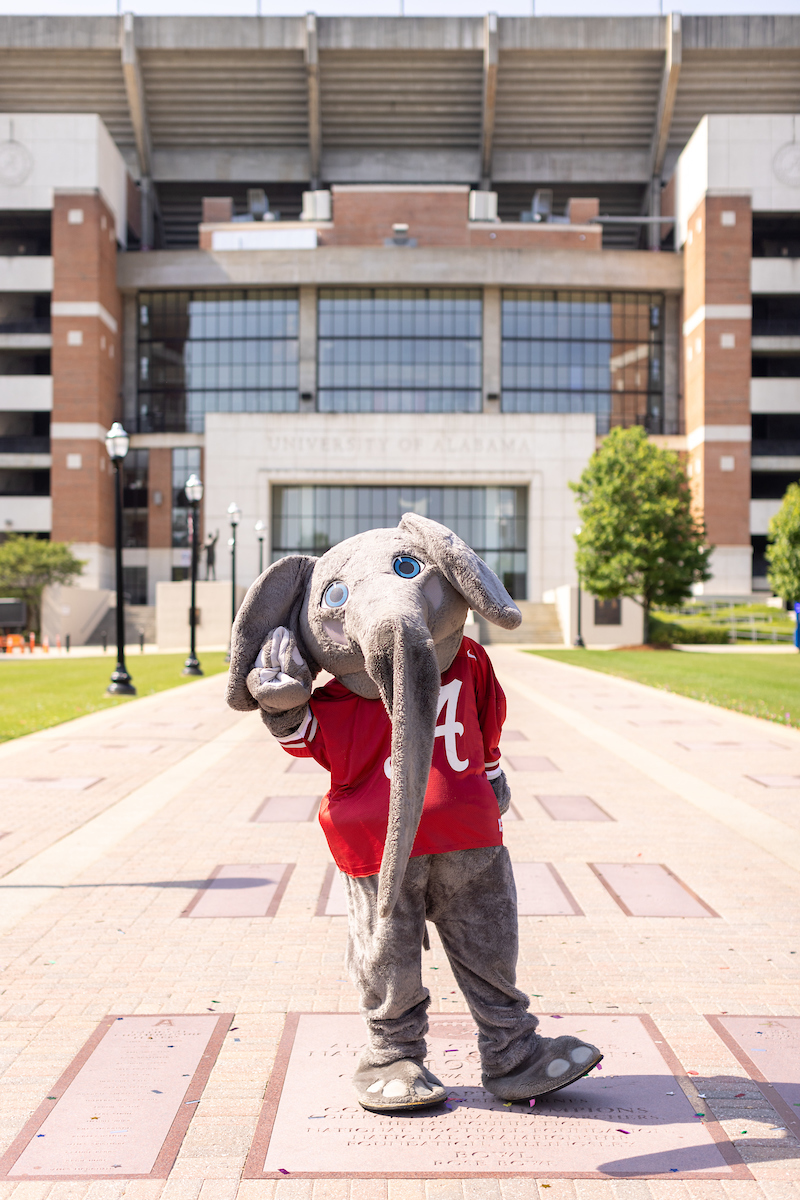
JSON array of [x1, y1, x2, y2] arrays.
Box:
[[323, 581, 348, 608], [393, 556, 422, 579]]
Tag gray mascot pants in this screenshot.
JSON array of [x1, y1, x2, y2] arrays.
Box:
[[341, 845, 540, 1077]]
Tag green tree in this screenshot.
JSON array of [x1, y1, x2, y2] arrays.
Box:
[[0, 536, 84, 636], [766, 481, 800, 604], [570, 426, 712, 643]]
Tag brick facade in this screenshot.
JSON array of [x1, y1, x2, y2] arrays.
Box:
[[682, 194, 752, 551], [50, 191, 122, 550], [147, 448, 173, 550], [198, 187, 601, 252]]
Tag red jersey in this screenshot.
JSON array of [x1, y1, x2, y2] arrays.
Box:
[[276, 636, 506, 876]]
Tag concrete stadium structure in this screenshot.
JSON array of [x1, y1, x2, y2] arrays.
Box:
[[0, 13, 799, 643]]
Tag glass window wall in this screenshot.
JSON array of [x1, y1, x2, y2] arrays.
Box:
[[138, 290, 299, 433], [122, 448, 148, 548], [318, 289, 482, 413], [272, 485, 527, 599], [172, 447, 202, 548], [501, 290, 665, 434]]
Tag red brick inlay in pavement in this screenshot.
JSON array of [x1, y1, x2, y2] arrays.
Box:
[[590, 864, 719, 918], [251, 795, 321, 822], [505, 756, 559, 773], [0, 1013, 231, 1180], [501, 729, 528, 741], [181, 864, 294, 917], [244, 1012, 748, 1179], [514, 862, 583, 915], [706, 1015, 800, 1144], [535, 795, 614, 822]]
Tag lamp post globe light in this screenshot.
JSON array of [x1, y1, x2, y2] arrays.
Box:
[[574, 524, 585, 649], [255, 519, 266, 576], [182, 472, 204, 677], [104, 422, 136, 696], [226, 502, 242, 661]]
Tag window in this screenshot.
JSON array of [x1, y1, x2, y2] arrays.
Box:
[[137, 290, 299, 433], [123, 566, 148, 606], [751, 471, 799, 500], [317, 289, 482, 413], [122, 448, 148, 548], [752, 294, 800, 338], [272, 485, 527, 599], [594, 597, 621, 626], [501, 290, 665, 434], [0, 468, 49, 495], [172, 447, 201, 547]]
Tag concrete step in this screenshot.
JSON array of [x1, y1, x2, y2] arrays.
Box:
[[475, 601, 564, 645]]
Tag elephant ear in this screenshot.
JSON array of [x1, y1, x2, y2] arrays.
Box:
[[398, 512, 521, 630], [226, 555, 317, 712]]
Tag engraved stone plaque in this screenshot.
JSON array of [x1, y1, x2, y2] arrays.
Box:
[[506, 756, 559, 773], [113, 721, 200, 732], [245, 1012, 746, 1179], [514, 862, 582, 915], [747, 775, 800, 788], [628, 718, 719, 727], [677, 741, 787, 753], [590, 864, 718, 918], [287, 757, 330, 775], [536, 795, 613, 822], [0, 1014, 231, 1180], [182, 864, 293, 917], [317, 864, 348, 916], [252, 795, 321, 822], [705, 1015, 800, 1142], [0, 777, 101, 791], [51, 742, 161, 756], [318, 863, 576, 918]]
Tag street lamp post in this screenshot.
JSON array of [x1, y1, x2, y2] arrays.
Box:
[[574, 524, 585, 648], [255, 519, 266, 576], [105, 422, 136, 695], [183, 472, 204, 676], [225, 502, 242, 661]]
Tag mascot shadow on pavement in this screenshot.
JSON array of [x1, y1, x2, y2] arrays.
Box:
[[227, 513, 603, 1113]]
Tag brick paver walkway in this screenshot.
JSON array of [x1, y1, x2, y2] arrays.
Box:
[[1, 648, 799, 1200]]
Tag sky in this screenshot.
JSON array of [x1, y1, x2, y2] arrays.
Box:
[[1, 0, 800, 16]]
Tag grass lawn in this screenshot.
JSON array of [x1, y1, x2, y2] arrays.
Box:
[[530, 649, 800, 728], [0, 652, 229, 743]]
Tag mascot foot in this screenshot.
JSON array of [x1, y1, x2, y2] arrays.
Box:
[[483, 1035, 603, 1101], [354, 1060, 447, 1113]]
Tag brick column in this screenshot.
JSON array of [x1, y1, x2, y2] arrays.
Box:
[[50, 191, 122, 589], [148, 448, 173, 548], [682, 193, 752, 594]]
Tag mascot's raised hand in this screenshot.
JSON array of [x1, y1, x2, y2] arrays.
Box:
[[246, 625, 313, 737]]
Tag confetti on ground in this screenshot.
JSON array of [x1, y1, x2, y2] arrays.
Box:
[[617, 1128, 630, 1134]]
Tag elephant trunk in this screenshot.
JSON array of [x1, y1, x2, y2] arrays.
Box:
[[360, 610, 441, 919]]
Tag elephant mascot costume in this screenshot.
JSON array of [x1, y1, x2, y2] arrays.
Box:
[[227, 513, 602, 1113]]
